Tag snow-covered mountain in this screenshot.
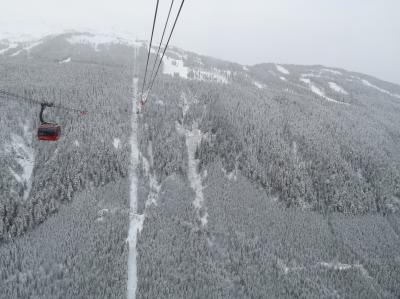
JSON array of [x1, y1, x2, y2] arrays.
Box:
[[0, 32, 400, 298]]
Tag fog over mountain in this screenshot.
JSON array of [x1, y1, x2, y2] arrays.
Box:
[[1, 0, 400, 84]]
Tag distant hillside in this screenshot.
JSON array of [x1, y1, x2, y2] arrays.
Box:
[[0, 32, 399, 298]]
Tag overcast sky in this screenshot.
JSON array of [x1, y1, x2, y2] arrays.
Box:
[[1, 0, 399, 84]]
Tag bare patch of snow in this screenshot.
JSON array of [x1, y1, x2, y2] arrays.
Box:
[[163, 57, 189, 78], [329, 82, 348, 95], [276, 64, 290, 75], [113, 138, 121, 149], [320, 262, 353, 271], [167, 48, 188, 60], [96, 208, 110, 221], [10, 49, 22, 57], [140, 141, 161, 208], [10, 41, 42, 57], [277, 258, 290, 275], [301, 73, 323, 79], [24, 41, 42, 51], [180, 92, 190, 117], [300, 78, 311, 85], [127, 77, 140, 299], [6, 124, 34, 200], [8, 167, 22, 183], [268, 70, 278, 77], [361, 79, 400, 99], [0, 43, 18, 55], [163, 57, 229, 84], [300, 78, 348, 105], [254, 81, 264, 89], [191, 68, 229, 84], [67, 33, 138, 51], [321, 68, 343, 75], [222, 167, 237, 181], [185, 123, 208, 226], [59, 57, 71, 64]]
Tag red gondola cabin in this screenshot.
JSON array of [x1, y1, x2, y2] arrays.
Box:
[[37, 123, 61, 141]]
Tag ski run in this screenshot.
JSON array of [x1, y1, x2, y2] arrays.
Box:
[[185, 125, 208, 226], [127, 77, 140, 299]]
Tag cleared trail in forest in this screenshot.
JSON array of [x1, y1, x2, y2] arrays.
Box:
[[127, 76, 140, 299]]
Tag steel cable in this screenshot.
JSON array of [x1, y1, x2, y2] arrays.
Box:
[[144, 0, 185, 104], [140, 0, 160, 99]]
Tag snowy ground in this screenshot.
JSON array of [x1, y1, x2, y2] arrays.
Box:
[[185, 124, 208, 226], [113, 138, 121, 149], [162, 57, 229, 84], [127, 77, 140, 299], [254, 81, 264, 89], [277, 259, 370, 277], [300, 78, 348, 105], [178, 94, 208, 226], [321, 68, 343, 76], [329, 82, 348, 95], [67, 33, 140, 51], [10, 40, 42, 57], [362, 79, 400, 99], [163, 57, 189, 79], [276, 64, 290, 75], [0, 43, 18, 55], [6, 124, 35, 200], [59, 57, 71, 64]]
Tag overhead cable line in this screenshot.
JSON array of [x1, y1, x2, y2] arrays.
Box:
[[144, 0, 185, 104], [147, 0, 175, 91], [140, 0, 160, 100], [0, 89, 87, 114]]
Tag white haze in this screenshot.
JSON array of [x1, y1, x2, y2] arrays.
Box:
[[1, 0, 399, 85]]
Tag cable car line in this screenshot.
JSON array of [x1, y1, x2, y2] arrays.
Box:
[[0, 89, 87, 114], [144, 0, 185, 105], [140, 0, 160, 101], [147, 0, 175, 93]]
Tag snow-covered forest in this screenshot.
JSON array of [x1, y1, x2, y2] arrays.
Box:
[[0, 32, 400, 298]]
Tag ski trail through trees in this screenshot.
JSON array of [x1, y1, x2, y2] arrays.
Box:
[[6, 123, 35, 200], [185, 125, 208, 226], [127, 76, 139, 299], [179, 93, 208, 226]]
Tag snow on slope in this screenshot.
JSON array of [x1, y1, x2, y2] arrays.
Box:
[[67, 33, 139, 51], [163, 57, 189, 78], [300, 78, 348, 105], [5, 124, 35, 200], [361, 79, 400, 99], [127, 77, 140, 299], [162, 56, 229, 84], [113, 138, 121, 149], [276, 64, 290, 75], [0, 43, 18, 55], [191, 69, 229, 84], [59, 57, 71, 64], [329, 82, 348, 95], [254, 81, 264, 89], [141, 141, 161, 208], [10, 41, 42, 57], [185, 124, 208, 226], [321, 68, 343, 76], [176, 94, 208, 226], [277, 259, 370, 278]]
